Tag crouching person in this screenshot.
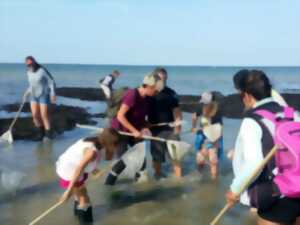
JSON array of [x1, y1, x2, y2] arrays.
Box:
[[56, 128, 120, 223]]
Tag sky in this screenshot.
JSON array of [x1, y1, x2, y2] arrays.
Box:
[[0, 0, 299, 66]]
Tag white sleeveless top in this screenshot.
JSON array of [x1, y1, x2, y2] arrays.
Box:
[[56, 139, 101, 180]]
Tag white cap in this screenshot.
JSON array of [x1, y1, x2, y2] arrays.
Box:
[[199, 91, 213, 104], [143, 73, 164, 92]]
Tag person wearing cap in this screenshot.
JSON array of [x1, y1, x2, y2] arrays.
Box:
[[99, 70, 120, 100], [191, 91, 223, 180], [148, 67, 183, 179], [105, 72, 162, 185]]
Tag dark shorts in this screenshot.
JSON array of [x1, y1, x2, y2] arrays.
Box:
[[258, 197, 300, 224], [150, 128, 179, 163], [116, 135, 142, 158]]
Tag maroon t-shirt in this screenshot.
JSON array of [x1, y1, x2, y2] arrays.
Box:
[[111, 89, 149, 132]]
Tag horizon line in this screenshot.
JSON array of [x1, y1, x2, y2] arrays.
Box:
[[0, 62, 300, 68]]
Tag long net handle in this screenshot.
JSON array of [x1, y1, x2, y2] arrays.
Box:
[[210, 145, 278, 225], [76, 124, 166, 142], [152, 122, 169, 127], [9, 92, 29, 130], [210, 204, 231, 225], [28, 201, 63, 225]]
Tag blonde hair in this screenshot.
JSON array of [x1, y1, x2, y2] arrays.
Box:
[[202, 101, 218, 118]]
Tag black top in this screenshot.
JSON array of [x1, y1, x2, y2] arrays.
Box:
[[148, 86, 179, 125], [99, 74, 116, 89], [195, 105, 223, 125]]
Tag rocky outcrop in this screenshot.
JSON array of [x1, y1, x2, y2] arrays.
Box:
[[0, 104, 97, 141], [2, 87, 300, 141], [56, 87, 106, 101]]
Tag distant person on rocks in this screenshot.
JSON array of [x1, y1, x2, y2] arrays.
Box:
[[25, 56, 56, 140], [99, 70, 120, 100], [148, 67, 183, 179]]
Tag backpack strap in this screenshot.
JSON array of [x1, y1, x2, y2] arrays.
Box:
[[255, 110, 277, 123], [283, 107, 294, 120]]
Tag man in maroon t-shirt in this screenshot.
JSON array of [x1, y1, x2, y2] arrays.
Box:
[[105, 72, 163, 185]]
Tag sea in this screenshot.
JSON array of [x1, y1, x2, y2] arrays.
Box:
[[0, 64, 299, 225]]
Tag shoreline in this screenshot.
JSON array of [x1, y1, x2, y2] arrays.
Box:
[[1, 86, 300, 141]]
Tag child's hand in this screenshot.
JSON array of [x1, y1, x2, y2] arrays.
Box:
[[60, 190, 72, 203]]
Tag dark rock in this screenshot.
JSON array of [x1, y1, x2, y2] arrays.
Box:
[[282, 94, 300, 110], [3, 87, 299, 141], [55, 87, 300, 118], [219, 94, 244, 119], [56, 87, 106, 101], [0, 104, 97, 141]]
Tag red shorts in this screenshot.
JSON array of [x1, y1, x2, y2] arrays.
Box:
[[59, 173, 88, 189]]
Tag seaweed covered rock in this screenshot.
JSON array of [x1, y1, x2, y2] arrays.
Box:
[[0, 103, 96, 141]]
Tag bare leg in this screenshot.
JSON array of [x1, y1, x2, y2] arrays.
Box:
[[173, 161, 182, 178], [153, 161, 161, 176], [73, 186, 91, 208], [295, 217, 300, 225], [30, 102, 42, 127], [209, 148, 218, 180], [73, 186, 93, 222], [40, 104, 51, 130], [196, 147, 207, 171]]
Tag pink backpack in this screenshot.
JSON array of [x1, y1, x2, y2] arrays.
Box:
[[256, 107, 300, 198]]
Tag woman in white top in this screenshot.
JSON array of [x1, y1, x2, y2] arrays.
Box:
[[57, 128, 120, 223]]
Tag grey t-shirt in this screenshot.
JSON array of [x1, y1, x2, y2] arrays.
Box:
[[27, 67, 56, 98]]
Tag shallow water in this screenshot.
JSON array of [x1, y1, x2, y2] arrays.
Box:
[[0, 114, 257, 225], [2, 64, 295, 224], [1, 63, 300, 107]]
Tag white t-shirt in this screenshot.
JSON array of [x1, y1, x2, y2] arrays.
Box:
[[56, 139, 100, 180], [101, 75, 113, 86]]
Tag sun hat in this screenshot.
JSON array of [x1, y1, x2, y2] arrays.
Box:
[[199, 91, 213, 104], [143, 72, 163, 92]]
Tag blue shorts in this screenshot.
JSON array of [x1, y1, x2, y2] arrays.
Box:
[[194, 130, 224, 158], [30, 94, 50, 105]]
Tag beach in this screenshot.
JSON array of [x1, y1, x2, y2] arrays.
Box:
[[0, 64, 300, 225]]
